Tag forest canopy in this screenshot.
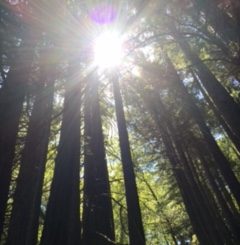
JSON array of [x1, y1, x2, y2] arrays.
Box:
[[0, 0, 240, 244]]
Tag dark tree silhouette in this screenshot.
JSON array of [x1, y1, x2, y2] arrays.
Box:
[[40, 64, 81, 245], [82, 72, 115, 245], [112, 73, 146, 245], [6, 60, 54, 245]]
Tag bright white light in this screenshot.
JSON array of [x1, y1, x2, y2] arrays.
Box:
[[94, 31, 123, 69]]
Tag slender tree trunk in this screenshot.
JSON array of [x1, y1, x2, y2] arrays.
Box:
[[191, 71, 240, 153], [187, 9, 232, 57], [172, 29, 240, 146], [194, 139, 240, 218], [6, 64, 54, 245], [143, 92, 212, 245], [40, 65, 81, 245], [82, 73, 115, 245], [144, 87, 240, 244], [112, 74, 145, 245], [181, 143, 237, 244], [193, 0, 239, 44], [167, 117, 228, 245], [160, 130, 212, 245], [193, 140, 240, 243], [164, 55, 240, 205], [229, 0, 240, 40]]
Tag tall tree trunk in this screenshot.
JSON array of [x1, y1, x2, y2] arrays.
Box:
[[112, 74, 145, 245], [82, 73, 115, 245], [40, 65, 81, 245], [172, 28, 240, 146], [6, 63, 54, 245], [0, 56, 29, 238], [164, 55, 240, 205]]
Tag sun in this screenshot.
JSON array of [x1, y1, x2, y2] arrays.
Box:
[[93, 31, 123, 69]]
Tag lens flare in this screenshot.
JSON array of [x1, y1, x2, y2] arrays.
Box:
[[90, 4, 117, 25]]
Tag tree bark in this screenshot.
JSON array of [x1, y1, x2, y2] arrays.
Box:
[[0, 58, 28, 238], [143, 92, 213, 245], [112, 74, 146, 245], [193, 0, 239, 44], [144, 87, 239, 244], [165, 113, 227, 245], [173, 29, 240, 147], [82, 73, 115, 245], [164, 55, 240, 205], [193, 140, 240, 243], [40, 65, 81, 245], [6, 63, 54, 245], [191, 71, 240, 154]]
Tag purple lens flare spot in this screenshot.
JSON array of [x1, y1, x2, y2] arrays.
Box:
[[90, 4, 117, 24]]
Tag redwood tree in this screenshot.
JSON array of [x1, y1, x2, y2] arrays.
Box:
[[40, 63, 81, 245], [112, 73, 145, 245], [82, 72, 115, 245], [6, 55, 55, 245]]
